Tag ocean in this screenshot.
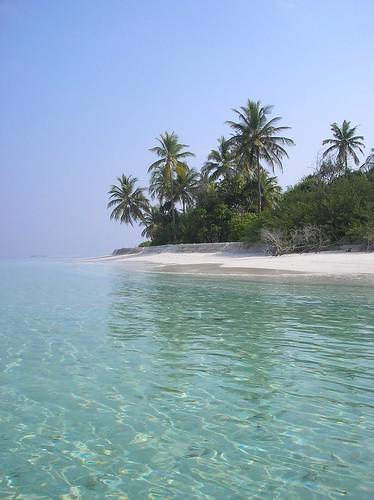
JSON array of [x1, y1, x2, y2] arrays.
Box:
[[1, 258, 373, 498]]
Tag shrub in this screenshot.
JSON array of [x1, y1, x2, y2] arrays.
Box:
[[267, 170, 374, 245], [346, 203, 374, 250], [242, 212, 273, 242], [228, 213, 257, 241]]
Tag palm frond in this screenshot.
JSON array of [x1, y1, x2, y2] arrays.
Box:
[[322, 120, 365, 169]]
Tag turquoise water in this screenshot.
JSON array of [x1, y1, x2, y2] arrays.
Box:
[[0, 259, 374, 499]]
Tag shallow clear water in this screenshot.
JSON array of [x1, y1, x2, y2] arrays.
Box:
[[0, 259, 374, 499]]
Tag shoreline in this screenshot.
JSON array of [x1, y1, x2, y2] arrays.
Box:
[[86, 247, 374, 283]]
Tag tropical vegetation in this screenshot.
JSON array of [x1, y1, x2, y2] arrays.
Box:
[[107, 174, 149, 226], [107, 100, 374, 252]]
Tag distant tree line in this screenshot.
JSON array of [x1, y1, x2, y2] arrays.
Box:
[[107, 99, 374, 252]]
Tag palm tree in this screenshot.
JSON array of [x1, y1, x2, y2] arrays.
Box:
[[140, 206, 159, 240], [174, 167, 200, 214], [360, 148, 374, 173], [149, 166, 200, 214], [195, 168, 218, 208], [258, 171, 282, 210], [149, 166, 170, 207], [202, 136, 236, 181], [227, 100, 294, 213], [107, 174, 149, 226], [148, 132, 195, 240], [240, 169, 282, 212], [322, 120, 365, 172]]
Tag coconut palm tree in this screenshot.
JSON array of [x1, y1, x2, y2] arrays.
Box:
[[148, 132, 195, 240], [239, 169, 282, 212], [360, 148, 374, 173], [202, 136, 236, 181], [227, 100, 294, 213], [322, 120, 365, 172], [174, 167, 200, 214], [140, 206, 159, 240], [149, 166, 170, 207], [258, 171, 282, 210], [107, 175, 149, 226], [149, 166, 200, 214]]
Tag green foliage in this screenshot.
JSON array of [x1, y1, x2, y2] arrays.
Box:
[[148, 132, 196, 241], [148, 210, 175, 246], [107, 175, 149, 226], [180, 203, 233, 243], [107, 104, 371, 251], [345, 199, 374, 249], [268, 170, 374, 245], [202, 136, 236, 181], [243, 212, 271, 242], [138, 241, 151, 247], [322, 120, 365, 170], [229, 213, 258, 241], [361, 148, 374, 174], [226, 99, 294, 213]]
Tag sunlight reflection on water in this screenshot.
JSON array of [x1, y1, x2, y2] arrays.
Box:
[[0, 259, 373, 498]]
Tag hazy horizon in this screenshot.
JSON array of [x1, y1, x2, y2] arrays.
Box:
[[1, 0, 373, 257]]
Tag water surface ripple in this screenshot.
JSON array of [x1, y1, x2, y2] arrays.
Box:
[[0, 259, 373, 498]]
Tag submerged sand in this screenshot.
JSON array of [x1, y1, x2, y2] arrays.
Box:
[[90, 249, 374, 281]]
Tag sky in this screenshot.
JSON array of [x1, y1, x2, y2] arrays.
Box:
[[0, 0, 373, 257]]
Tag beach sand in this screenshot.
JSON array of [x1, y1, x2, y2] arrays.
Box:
[[90, 249, 374, 281]]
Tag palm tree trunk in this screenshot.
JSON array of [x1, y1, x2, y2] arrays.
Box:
[[257, 160, 262, 214], [169, 173, 176, 242], [172, 202, 176, 242], [344, 149, 348, 174]]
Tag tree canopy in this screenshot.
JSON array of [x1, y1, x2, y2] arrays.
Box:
[[108, 99, 372, 251]]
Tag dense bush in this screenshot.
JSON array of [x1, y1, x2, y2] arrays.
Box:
[[180, 203, 233, 243], [228, 213, 258, 241], [267, 171, 374, 246], [147, 169, 374, 249]]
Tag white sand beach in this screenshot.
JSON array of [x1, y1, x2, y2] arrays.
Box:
[[93, 249, 374, 278]]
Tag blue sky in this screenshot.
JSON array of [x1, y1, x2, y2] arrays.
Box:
[[1, 0, 373, 257]]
